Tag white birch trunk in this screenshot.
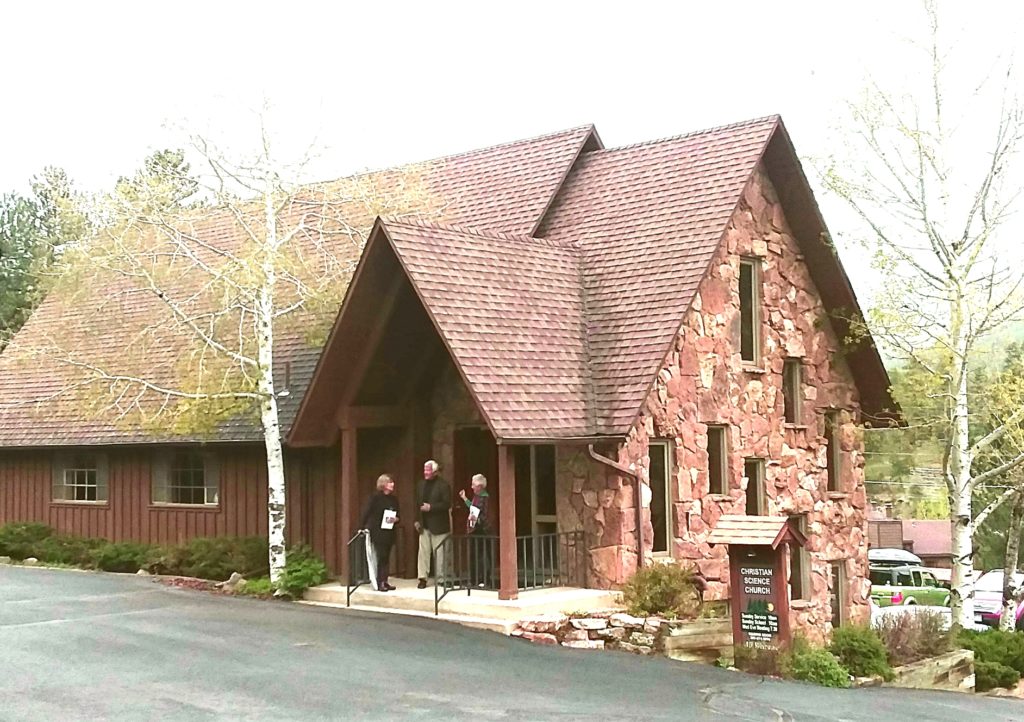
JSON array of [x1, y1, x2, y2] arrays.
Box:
[[259, 176, 287, 585], [948, 293, 976, 627], [1000, 492, 1024, 631]]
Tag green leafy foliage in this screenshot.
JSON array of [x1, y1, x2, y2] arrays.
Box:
[[958, 628, 1024, 675], [0, 522, 55, 559], [149, 536, 269, 580], [975, 660, 1021, 692], [874, 609, 952, 666], [36, 535, 106, 566], [829, 625, 893, 680], [620, 563, 701, 619], [275, 545, 328, 598], [239, 577, 274, 597], [786, 646, 851, 688], [89, 542, 158, 573]]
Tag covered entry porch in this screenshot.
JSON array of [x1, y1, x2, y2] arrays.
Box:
[[288, 223, 609, 600]]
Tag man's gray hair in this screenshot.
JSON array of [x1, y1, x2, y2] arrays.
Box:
[[425, 459, 440, 473], [471, 474, 487, 488]]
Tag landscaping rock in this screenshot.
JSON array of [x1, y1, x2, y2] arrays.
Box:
[[562, 629, 590, 642], [562, 640, 605, 650], [0, 556, 11, 565], [519, 613, 568, 634], [592, 627, 628, 641], [136, 569, 150, 576], [216, 572, 246, 590], [520, 632, 558, 646], [22, 557, 38, 567], [629, 632, 656, 647], [610, 613, 645, 629], [617, 642, 655, 656], [570, 617, 608, 631], [643, 618, 664, 634]]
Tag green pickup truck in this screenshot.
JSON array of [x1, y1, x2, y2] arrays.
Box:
[[869, 565, 950, 607]]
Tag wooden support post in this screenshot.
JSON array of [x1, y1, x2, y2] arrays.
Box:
[[497, 444, 518, 600], [340, 426, 357, 583]]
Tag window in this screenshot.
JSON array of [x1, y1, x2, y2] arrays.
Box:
[[825, 411, 841, 491], [153, 451, 219, 505], [830, 561, 847, 628], [922, 572, 937, 588], [707, 426, 728, 495], [52, 455, 108, 502], [869, 568, 891, 586], [895, 570, 913, 586], [788, 515, 810, 600], [650, 441, 672, 553], [744, 458, 765, 515], [783, 359, 803, 424], [739, 258, 761, 364]]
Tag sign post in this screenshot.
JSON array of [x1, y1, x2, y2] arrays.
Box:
[[707, 516, 807, 655]]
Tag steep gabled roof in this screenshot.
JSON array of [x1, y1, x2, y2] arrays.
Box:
[[539, 116, 780, 433], [0, 125, 597, 447]]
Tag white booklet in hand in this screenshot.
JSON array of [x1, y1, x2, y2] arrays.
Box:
[[381, 509, 397, 530], [468, 505, 480, 529]]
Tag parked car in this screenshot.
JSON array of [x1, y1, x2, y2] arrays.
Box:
[[868, 548, 923, 568], [974, 570, 1024, 628], [869, 564, 950, 607]]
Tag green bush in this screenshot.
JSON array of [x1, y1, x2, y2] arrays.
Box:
[[975, 660, 1021, 692], [89, 541, 159, 573], [35, 535, 105, 566], [829, 625, 893, 680], [620, 563, 701, 619], [239, 577, 274, 597], [150, 536, 269, 580], [275, 545, 328, 598], [787, 646, 851, 688], [734, 645, 784, 676], [958, 628, 1024, 675], [875, 609, 953, 667], [0, 522, 55, 559]]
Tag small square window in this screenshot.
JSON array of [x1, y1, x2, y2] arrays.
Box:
[[744, 458, 765, 515], [53, 455, 107, 503], [707, 426, 728, 496], [153, 451, 219, 506], [783, 359, 803, 424]]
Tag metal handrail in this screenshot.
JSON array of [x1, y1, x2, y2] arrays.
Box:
[[346, 530, 370, 606]]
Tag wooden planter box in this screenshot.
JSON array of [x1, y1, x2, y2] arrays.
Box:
[[662, 618, 733, 663]]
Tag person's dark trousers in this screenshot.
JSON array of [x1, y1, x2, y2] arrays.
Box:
[[469, 533, 492, 588], [374, 537, 393, 589]]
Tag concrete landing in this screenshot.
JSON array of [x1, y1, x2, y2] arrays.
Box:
[[303, 577, 621, 633]]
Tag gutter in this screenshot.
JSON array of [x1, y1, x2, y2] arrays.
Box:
[[588, 444, 644, 569]]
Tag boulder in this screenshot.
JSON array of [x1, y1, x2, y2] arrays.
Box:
[[0, 556, 11, 565], [520, 632, 558, 646], [22, 557, 38, 567], [519, 614, 568, 634], [570, 617, 608, 631], [610, 612, 646, 629], [561, 640, 605, 650]]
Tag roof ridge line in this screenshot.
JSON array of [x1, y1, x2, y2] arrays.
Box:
[[593, 115, 781, 155], [380, 217, 576, 248], [311, 124, 596, 187]]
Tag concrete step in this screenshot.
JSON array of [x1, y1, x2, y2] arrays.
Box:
[[297, 599, 518, 635]]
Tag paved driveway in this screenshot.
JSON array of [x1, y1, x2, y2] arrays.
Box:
[[1, 566, 1020, 721]]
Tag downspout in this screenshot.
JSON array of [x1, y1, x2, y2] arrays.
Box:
[[588, 444, 644, 569]]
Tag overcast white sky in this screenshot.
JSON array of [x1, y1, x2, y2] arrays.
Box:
[[1, 1, 1021, 300]]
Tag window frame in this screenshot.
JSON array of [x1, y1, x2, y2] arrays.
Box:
[[830, 560, 847, 628], [788, 514, 811, 601], [707, 425, 729, 496], [649, 440, 673, 554], [152, 450, 220, 507], [743, 458, 766, 515], [783, 358, 803, 424], [52, 454, 108, 504], [738, 257, 762, 365], [824, 410, 842, 492]]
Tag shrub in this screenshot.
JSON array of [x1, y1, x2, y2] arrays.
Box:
[[90, 541, 159, 573], [786, 646, 851, 688], [734, 645, 784, 676], [35, 535, 105, 566], [275, 545, 328, 598], [150, 536, 269, 580], [620, 563, 701, 619], [975, 660, 1021, 692], [874, 609, 952, 667], [0, 522, 55, 559], [239, 577, 274, 597], [829, 624, 893, 680], [958, 628, 1024, 675]]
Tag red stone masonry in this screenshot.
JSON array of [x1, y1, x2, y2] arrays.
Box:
[[562, 165, 869, 641]]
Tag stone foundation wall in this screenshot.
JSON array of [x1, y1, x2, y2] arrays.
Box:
[[430, 360, 485, 478], [616, 165, 871, 642]]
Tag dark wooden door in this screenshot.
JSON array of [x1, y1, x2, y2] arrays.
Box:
[[452, 427, 498, 536]]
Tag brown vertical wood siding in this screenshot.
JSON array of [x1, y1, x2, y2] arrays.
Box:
[[0, 443, 348, 575]]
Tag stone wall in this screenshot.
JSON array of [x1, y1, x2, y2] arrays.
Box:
[[430, 359, 485, 478], [615, 165, 870, 642]]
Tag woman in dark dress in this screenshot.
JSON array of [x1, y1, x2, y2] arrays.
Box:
[[359, 473, 399, 592]]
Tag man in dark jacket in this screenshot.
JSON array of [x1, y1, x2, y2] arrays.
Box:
[[415, 459, 451, 588]]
